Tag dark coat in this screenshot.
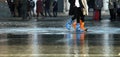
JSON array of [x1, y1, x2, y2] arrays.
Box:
[[68, 0, 75, 15], [69, 0, 75, 6], [68, 0, 84, 15], [94, 0, 103, 9], [44, 0, 51, 9], [7, 0, 15, 12], [36, 0, 43, 13], [53, 1, 58, 11]]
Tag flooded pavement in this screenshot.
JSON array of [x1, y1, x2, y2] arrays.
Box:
[[0, 33, 120, 57], [0, 18, 120, 57]]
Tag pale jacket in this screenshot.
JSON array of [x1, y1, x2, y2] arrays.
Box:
[[81, 0, 88, 15]]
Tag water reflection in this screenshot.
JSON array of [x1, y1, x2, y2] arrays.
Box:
[[7, 34, 29, 45], [31, 32, 40, 55], [66, 32, 89, 57], [0, 31, 120, 57], [86, 33, 120, 56], [102, 34, 114, 56], [65, 32, 120, 57]]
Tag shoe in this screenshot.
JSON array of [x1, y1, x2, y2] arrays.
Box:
[[66, 18, 73, 30], [84, 28, 88, 31]]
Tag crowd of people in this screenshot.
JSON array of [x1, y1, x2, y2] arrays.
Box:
[[7, 0, 58, 19], [6, 0, 120, 31], [88, 0, 120, 21], [6, 0, 120, 21]]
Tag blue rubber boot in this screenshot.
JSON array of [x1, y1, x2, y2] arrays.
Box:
[[76, 23, 83, 32], [66, 18, 73, 30]]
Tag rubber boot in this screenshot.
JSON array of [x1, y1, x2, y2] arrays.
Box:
[[80, 20, 87, 31], [72, 20, 87, 31], [76, 23, 83, 32], [72, 20, 77, 29], [66, 18, 73, 30]]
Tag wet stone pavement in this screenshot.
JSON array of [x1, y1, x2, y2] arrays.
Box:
[[0, 17, 120, 57]]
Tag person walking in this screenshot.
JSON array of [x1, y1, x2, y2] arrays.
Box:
[[17, 0, 22, 17], [72, 0, 89, 31], [117, 0, 120, 17], [27, 0, 31, 19], [7, 0, 15, 17], [29, 0, 35, 17], [52, 0, 58, 17], [66, 0, 88, 31], [108, 0, 117, 21], [44, 0, 52, 17], [21, 0, 28, 19], [94, 0, 103, 21], [36, 0, 44, 19], [14, 0, 20, 17]]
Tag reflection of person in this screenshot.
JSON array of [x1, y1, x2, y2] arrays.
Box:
[[66, 33, 73, 46], [74, 32, 86, 55], [66, 32, 87, 56], [108, 0, 117, 21], [94, 0, 103, 21], [66, 0, 88, 31], [79, 33, 86, 56]]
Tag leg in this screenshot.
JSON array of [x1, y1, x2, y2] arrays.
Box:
[[55, 10, 58, 17], [109, 9, 112, 20], [113, 9, 116, 21], [110, 9, 115, 21], [80, 15, 87, 31], [66, 7, 77, 30], [76, 7, 82, 31], [40, 12, 44, 16], [73, 7, 87, 31], [48, 9, 52, 17], [97, 9, 102, 21], [37, 12, 39, 18], [32, 8, 35, 16], [45, 9, 47, 16], [53, 11, 55, 17]]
